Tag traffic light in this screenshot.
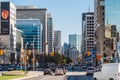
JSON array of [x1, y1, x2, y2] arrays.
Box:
[[32, 58, 35, 62], [51, 52, 54, 56], [96, 54, 101, 60], [87, 51, 91, 56], [0, 49, 4, 56]]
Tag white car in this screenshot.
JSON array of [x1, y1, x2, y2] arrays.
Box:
[[86, 67, 95, 75], [94, 63, 120, 80], [54, 68, 64, 75]]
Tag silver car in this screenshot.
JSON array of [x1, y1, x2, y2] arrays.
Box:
[[86, 67, 95, 75], [54, 68, 64, 75]]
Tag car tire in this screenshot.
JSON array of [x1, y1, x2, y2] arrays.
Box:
[[94, 78, 97, 80], [109, 78, 113, 80]]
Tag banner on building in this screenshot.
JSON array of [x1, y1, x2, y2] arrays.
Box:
[[1, 2, 10, 35]]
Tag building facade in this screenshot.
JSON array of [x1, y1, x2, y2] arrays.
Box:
[[54, 31, 61, 53], [16, 19, 42, 53], [62, 43, 70, 56], [69, 34, 81, 52], [94, 0, 105, 57], [16, 28, 23, 64], [82, 12, 95, 56], [0, 2, 16, 52], [16, 6, 48, 54], [16, 28, 23, 53], [0, 2, 16, 64], [69, 48, 80, 64], [94, 0, 120, 62], [47, 14, 54, 54]]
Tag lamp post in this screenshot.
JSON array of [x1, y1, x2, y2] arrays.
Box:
[[25, 42, 28, 71], [32, 36, 35, 71]]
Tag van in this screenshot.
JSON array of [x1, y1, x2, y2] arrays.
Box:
[[94, 63, 120, 80]]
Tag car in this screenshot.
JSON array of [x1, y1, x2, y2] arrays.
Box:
[[94, 63, 120, 80], [44, 68, 53, 75], [16, 66, 21, 70], [54, 68, 64, 75], [0, 65, 4, 71], [7, 65, 16, 71], [86, 67, 95, 75]]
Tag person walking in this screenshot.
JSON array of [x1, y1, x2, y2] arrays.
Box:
[[72, 66, 74, 71]]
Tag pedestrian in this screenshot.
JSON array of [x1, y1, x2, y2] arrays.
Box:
[[72, 66, 74, 71]]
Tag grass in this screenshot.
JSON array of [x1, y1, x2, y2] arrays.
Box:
[[0, 75, 24, 80]]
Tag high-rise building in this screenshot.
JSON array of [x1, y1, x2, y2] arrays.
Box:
[[0, 2, 16, 51], [69, 48, 80, 64], [16, 28, 23, 64], [94, 0, 105, 57], [0, 2, 16, 64], [16, 19, 43, 53], [0, 2, 16, 50], [94, 0, 120, 60], [16, 28, 23, 53], [82, 12, 94, 57], [47, 14, 54, 54], [16, 6, 48, 54], [62, 43, 70, 56], [69, 34, 81, 52], [54, 31, 61, 53]]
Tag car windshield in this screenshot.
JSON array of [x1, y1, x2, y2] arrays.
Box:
[[56, 68, 62, 70], [88, 68, 94, 70]]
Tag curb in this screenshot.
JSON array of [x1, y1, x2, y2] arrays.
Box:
[[64, 75, 69, 80], [11, 72, 43, 80], [11, 74, 40, 80]]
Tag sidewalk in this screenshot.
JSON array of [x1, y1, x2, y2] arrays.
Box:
[[12, 71, 43, 80]]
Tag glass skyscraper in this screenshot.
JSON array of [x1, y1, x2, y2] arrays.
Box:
[[105, 0, 120, 31], [16, 19, 42, 52], [69, 34, 81, 52]]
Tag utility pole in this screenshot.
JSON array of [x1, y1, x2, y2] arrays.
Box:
[[32, 36, 35, 71], [25, 42, 28, 71]]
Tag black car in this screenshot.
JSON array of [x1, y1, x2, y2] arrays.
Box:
[[44, 68, 52, 75], [7, 65, 16, 71], [0, 65, 4, 71]]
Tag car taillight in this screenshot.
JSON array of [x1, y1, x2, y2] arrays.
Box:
[[118, 73, 120, 77]]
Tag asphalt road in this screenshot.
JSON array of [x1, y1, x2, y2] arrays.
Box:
[[67, 75, 93, 80]]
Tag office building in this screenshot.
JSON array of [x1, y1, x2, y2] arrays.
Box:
[[16, 28, 23, 53], [0, 2, 16, 51], [69, 47, 80, 64], [94, 0, 120, 61], [16, 6, 48, 54], [0, 2, 16, 64], [69, 34, 81, 52], [62, 43, 70, 56], [82, 12, 94, 56], [47, 14, 54, 54], [16, 28, 23, 64], [16, 19, 43, 53], [54, 31, 61, 53]]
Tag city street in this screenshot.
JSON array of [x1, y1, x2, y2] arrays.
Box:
[[20, 72, 93, 80], [67, 75, 93, 80]]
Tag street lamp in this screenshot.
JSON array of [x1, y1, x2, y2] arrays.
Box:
[[32, 36, 35, 71], [25, 42, 28, 71]]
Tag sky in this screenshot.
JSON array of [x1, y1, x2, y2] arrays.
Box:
[[2, 0, 94, 45]]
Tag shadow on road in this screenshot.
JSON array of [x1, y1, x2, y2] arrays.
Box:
[[66, 75, 93, 80]]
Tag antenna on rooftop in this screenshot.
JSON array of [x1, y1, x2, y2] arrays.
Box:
[[88, 7, 90, 12]]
